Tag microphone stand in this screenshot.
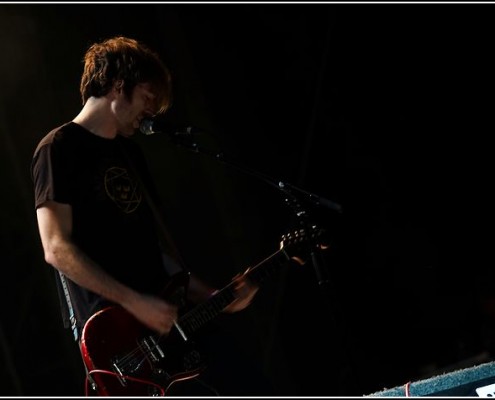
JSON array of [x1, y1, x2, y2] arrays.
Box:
[[165, 132, 342, 290]]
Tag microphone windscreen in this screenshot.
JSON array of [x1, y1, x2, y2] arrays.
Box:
[[139, 118, 155, 135]]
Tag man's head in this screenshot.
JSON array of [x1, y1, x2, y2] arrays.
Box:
[[79, 36, 172, 115]]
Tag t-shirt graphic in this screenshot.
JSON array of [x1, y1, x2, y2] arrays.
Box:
[[104, 166, 142, 213]]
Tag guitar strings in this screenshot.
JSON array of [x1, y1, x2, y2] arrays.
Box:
[[114, 333, 166, 372]]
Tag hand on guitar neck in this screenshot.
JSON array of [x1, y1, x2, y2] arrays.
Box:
[[221, 269, 259, 313]]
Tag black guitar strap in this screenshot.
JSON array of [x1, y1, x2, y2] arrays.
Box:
[[117, 138, 190, 276], [58, 270, 79, 341], [52, 137, 189, 395], [56, 139, 188, 338], [58, 270, 99, 392]]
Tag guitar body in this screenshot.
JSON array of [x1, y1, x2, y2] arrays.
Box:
[[80, 272, 206, 396]]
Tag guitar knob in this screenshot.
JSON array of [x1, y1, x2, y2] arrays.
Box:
[[148, 386, 162, 397], [183, 350, 202, 370]]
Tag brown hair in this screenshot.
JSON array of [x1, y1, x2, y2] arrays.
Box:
[[79, 36, 172, 114]]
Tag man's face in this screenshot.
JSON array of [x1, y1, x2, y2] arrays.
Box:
[[113, 82, 158, 137]]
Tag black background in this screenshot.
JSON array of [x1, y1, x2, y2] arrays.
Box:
[[1, 2, 495, 396]]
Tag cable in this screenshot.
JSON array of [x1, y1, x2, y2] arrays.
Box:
[[404, 380, 412, 397], [84, 368, 165, 396]]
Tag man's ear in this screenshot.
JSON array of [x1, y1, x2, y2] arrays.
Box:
[[114, 80, 124, 93]]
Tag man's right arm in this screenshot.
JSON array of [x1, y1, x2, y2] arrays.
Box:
[[36, 200, 177, 334]]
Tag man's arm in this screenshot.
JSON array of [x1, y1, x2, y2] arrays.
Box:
[[36, 200, 177, 334]]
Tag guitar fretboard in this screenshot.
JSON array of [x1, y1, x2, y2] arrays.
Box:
[[178, 247, 291, 337]]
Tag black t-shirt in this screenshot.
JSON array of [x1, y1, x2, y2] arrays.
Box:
[[31, 121, 171, 330]]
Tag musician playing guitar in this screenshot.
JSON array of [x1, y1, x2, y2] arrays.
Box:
[[31, 36, 260, 396]]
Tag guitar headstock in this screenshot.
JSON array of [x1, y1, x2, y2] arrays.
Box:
[[280, 225, 327, 265]]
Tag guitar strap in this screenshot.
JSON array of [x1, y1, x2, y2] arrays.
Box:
[[56, 140, 188, 336], [58, 271, 99, 392], [52, 138, 189, 394], [117, 139, 190, 275], [58, 270, 79, 341]]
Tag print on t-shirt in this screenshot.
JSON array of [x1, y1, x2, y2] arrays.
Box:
[[104, 166, 142, 213]]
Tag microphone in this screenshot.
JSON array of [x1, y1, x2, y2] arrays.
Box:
[[139, 117, 197, 138]]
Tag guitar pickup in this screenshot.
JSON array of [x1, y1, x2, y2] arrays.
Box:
[[140, 336, 165, 362], [111, 360, 128, 387]]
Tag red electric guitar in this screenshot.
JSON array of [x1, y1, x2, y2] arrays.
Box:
[[80, 226, 325, 396]]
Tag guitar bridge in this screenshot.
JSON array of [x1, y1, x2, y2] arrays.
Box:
[[110, 338, 157, 387]]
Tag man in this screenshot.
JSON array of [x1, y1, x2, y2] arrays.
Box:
[[31, 36, 258, 395]]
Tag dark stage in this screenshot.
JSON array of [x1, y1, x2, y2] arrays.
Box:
[[1, 2, 495, 396]]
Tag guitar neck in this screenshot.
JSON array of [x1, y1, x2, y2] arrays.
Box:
[[178, 247, 291, 337]]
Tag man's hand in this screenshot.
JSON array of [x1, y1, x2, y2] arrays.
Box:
[[222, 268, 259, 313], [124, 293, 178, 335]]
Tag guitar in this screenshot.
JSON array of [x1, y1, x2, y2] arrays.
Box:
[[80, 226, 325, 396]]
